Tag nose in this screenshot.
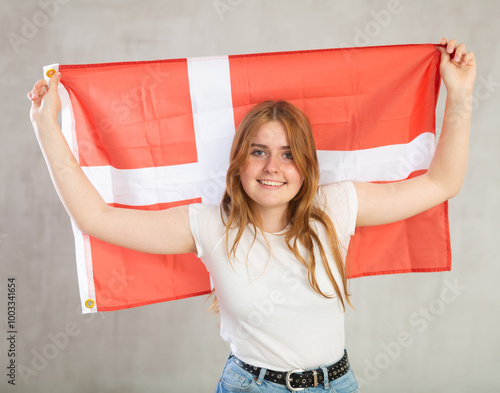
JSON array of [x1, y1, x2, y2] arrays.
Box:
[[264, 154, 279, 173]]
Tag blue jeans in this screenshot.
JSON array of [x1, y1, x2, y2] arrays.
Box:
[[215, 354, 358, 393]]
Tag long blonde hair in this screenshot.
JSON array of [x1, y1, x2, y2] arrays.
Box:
[[210, 101, 351, 311]]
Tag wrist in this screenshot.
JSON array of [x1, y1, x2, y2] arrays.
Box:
[[33, 115, 60, 139], [35, 113, 58, 127], [445, 87, 474, 98], [445, 89, 474, 110]]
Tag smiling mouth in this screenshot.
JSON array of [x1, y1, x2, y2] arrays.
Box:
[[258, 180, 286, 186]]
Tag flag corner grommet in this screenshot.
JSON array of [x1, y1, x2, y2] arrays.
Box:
[[85, 299, 95, 309], [46, 68, 56, 78]]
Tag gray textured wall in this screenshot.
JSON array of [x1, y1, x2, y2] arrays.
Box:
[[1, 0, 499, 392]]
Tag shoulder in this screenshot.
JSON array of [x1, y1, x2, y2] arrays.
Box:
[[189, 203, 223, 226], [315, 181, 357, 208], [315, 181, 358, 236], [189, 203, 225, 258], [189, 202, 221, 215]]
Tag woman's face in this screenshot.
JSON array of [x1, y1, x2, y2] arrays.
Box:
[[240, 120, 304, 219]]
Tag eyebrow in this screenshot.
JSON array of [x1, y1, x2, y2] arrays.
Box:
[[251, 143, 290, 150]]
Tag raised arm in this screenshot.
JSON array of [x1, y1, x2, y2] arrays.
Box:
[[355, 38, 477, 227], [28, 73, 196, 255]]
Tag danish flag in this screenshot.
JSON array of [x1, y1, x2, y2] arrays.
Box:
[[44, 43, 449, 313]]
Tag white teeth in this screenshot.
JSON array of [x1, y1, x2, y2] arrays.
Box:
[[259, 180, 285, 186]]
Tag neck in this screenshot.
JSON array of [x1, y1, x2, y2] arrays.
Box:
[[256, 206, 289, 233]]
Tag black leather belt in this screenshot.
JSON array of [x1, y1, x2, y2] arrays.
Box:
[[232, 350, 350, 391]]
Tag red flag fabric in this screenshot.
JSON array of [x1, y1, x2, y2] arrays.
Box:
[[43, 43, 449, 314]]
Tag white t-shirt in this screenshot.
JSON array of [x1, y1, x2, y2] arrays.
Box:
[[189, 181, 358, 370]]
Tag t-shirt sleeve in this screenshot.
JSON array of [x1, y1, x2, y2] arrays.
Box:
[[316, 181, 358, 240], [188, 203, 222, 259]]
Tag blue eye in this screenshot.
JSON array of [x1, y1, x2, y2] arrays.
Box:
[[251, 149, 265, 156], [283, 152, 293, 160]]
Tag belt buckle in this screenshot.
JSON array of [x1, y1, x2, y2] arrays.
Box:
[[285, 369, 306, 391]]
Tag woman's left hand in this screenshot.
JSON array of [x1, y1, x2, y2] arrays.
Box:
[[437, 38, 476, 93], [355, 37, 476, 228]]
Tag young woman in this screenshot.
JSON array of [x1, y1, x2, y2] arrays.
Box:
[[28, 38, 475, 392]]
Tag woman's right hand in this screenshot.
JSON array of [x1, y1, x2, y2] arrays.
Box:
[[27, 72, 62, 126]]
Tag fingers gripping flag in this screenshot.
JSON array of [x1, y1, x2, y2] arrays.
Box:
[[43, 44, 448, 314]]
